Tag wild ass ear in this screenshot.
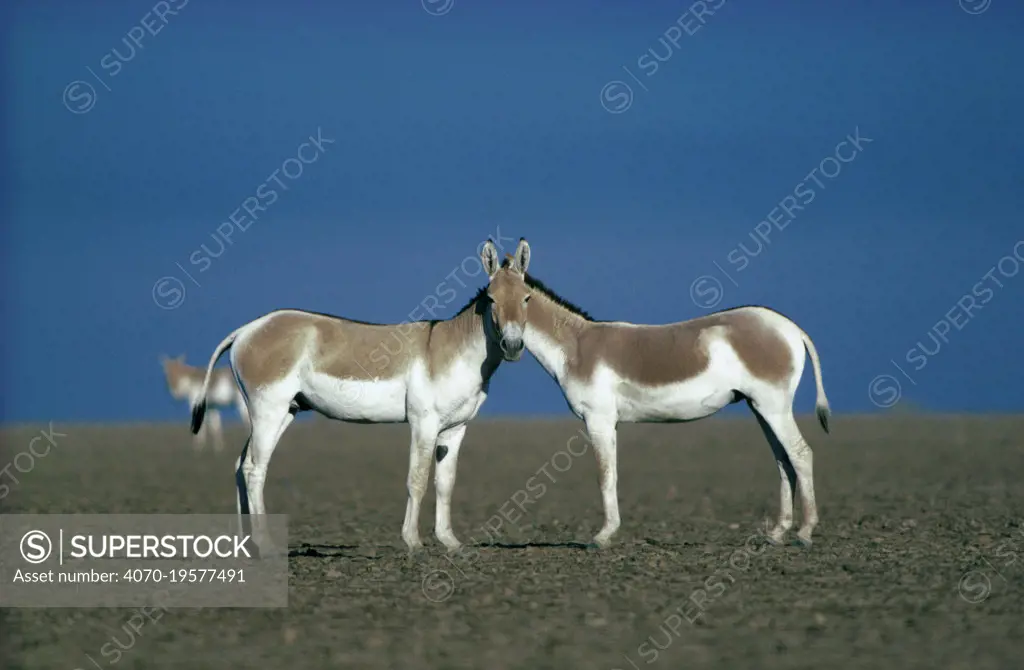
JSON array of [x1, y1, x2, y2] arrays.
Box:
[[480, 239, 500, 278], [512, 238, 530, 274]]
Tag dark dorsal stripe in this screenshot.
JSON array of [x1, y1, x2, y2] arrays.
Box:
[[268, 308, 392, 327], [710, 304, 798, 323]]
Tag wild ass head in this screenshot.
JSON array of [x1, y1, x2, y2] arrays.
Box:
[[480, 237, 532, 362]]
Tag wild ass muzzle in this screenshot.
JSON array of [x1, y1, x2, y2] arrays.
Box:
[[507, 240, 831, 548], [189, 239, 534, 555], [160, 354, 249, 451]]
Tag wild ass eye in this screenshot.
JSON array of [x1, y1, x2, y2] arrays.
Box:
[[523, 295, 531, 304]]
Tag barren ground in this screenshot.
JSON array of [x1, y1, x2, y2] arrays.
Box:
[[2, 415, 1022, 669]]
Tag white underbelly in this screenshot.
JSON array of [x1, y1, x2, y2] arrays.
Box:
[[616, 375, 734, 422], [303, 372, 408, 423]]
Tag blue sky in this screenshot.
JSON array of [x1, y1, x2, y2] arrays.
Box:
[[3, 0, 1023, 422]]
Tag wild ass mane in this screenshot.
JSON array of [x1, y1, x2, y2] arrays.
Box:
[[523, 273, 595, 321], [447, 254, 597, 323], [453, 287, 491, 319], [453, 272, 597, 325]]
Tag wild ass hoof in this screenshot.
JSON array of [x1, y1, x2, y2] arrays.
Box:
[[437, 536, 462, 554], [591, 535, 615, 550], [795, 529, 814, 547]]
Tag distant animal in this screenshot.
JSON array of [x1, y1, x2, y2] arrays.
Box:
[[506, 243, 831, 548], [160, 354, 249, 451], [189, 238, 533, 556]]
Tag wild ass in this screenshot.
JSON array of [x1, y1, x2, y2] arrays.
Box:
[[502, 240, 831, 547], [188, 239, 534, 555], [160, 354, 249, 451]]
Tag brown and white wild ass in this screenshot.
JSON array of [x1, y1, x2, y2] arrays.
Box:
[[189, 239, 534, 555], [160, 354, 249, 451], [501, 240, 831, 547]]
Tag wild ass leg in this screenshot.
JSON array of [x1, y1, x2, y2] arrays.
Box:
[[779, 413, 819, 546], [244, 405, 294, 557], [751, 404, 797, 545], [586, 416, 621, 548], [207, 409, 224, 452], [235, 436, 251, 538], [234, 389, 253, 540], [433, 424, 468, 552], [402, 416, 440, 552], [194, 417, 208, 450], [752, 402, 818, 546]]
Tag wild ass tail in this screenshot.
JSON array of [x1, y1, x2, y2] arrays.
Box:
[[191, 327, 243, 435], [799, 329, 831, 434]]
